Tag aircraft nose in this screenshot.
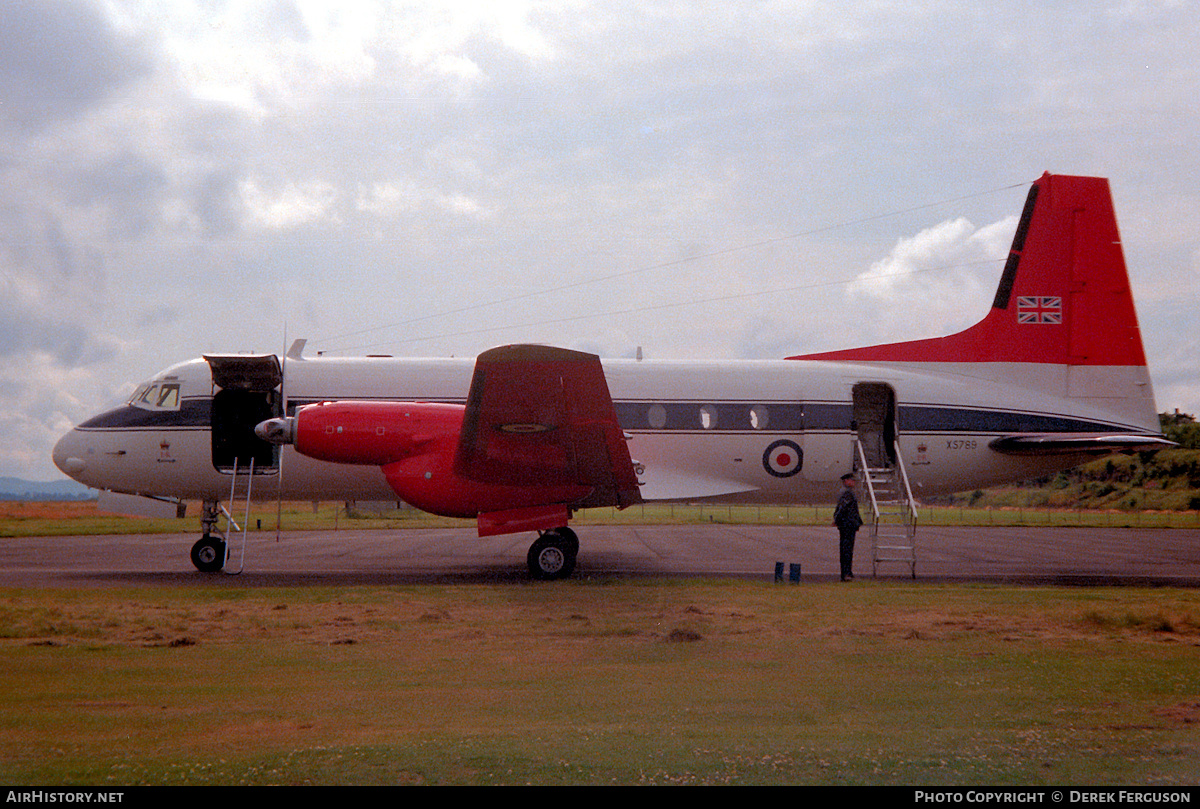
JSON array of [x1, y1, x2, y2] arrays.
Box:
[[52, 429, 88, 479]]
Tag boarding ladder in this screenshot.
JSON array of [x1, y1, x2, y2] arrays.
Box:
[[856, 439, 919, 578], [218, 457, 255, 575]]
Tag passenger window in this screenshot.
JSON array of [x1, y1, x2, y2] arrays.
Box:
[[750, 405, 769, 430], [699, 405, 717, 430]]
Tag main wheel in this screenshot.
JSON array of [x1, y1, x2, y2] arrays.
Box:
[[527, 530, 577, 580], [556, 526, 579, 554], [190, 536, 227, 573]]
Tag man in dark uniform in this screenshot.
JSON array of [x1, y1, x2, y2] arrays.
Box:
[[833, 472, 863, 581]]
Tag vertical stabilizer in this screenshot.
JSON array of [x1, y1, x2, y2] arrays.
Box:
[[789, 173, 1147, 367], [790, 173, 1159, 431]]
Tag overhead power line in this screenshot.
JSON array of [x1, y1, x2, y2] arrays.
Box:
[[315, 180, 1031, 354]]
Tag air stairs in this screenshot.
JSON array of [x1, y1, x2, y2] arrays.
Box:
[[219, 457, 256, 575], [855, 439, 919, 578]]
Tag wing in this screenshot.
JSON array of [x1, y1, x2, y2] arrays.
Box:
[[453, 344, 643, 510]]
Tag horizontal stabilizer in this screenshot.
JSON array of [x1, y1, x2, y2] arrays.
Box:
[[988, 434, 1176, 456]]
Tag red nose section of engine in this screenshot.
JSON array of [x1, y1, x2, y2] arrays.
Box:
[[292, 400, 461, 466]]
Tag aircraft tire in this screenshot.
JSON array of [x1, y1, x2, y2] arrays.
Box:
[[527, 531, 576, 580], [190, 536, 227, 573], [557, 526, 579, 554]]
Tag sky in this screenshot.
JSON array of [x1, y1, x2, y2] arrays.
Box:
[[3, 0, 1198, 482]]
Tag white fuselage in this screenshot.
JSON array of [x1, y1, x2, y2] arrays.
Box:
[[52, 352, 1158, 507]]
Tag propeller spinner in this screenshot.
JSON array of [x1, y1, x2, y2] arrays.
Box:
[[255, 416, 295, 445]]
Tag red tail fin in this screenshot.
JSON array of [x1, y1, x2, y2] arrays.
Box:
[[789, 173, 1147, 367]]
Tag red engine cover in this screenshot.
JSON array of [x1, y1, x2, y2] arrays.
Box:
[[293, 401, 463, 466], [291, 400, 593, 525], [382, 449, 592, 519]]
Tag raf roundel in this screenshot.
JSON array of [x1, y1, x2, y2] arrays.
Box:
[[762, 439, 803, 478]]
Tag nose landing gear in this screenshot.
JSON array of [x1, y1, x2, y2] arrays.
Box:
[[190, 534, 227, 573], [190, 500, 226, 573]]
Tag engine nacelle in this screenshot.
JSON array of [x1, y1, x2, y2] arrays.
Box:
[[382, 447, 591, 520], [260, 400, 593, 531], [289, 400, 461, 466]]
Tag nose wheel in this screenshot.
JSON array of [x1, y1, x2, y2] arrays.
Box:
[[527, 528, 578, 580], [190, 535, 227, 573]]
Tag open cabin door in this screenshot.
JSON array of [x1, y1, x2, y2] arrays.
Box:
[[205, 354, 282, 474], [852, 382, 897, 469], [851, 382, 920, 578]]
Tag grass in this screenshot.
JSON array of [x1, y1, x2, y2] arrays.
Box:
[[3, 499, 1199, 538], [1, 580, 1198, 785], [0, 500, 474, 537]]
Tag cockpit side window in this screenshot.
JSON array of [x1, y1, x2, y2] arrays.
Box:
[[156, 384, 180, 410], [130, 381, 182, 412]]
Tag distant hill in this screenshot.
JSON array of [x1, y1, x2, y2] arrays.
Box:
[[0, 477, 96, 501]]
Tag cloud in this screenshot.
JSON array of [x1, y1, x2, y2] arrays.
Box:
[[846, 216, 1017, 343], [355, 180, 490, 220], [0, 0, 151, 132], [240, 177, 339, 230], [66, 151, 171, 238], [0, 353, 120, 481], [0, 206, 119, 367]]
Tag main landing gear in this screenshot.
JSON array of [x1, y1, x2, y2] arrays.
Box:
[[527, 527, 579, 580], [190, 500, 227, 573]]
